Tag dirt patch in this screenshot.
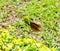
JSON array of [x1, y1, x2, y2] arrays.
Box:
[[24, 0, 31, 2], [57, 20, 60, 24], [0, 17, 19, 28]]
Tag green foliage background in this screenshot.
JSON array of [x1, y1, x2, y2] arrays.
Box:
[[0, 0, 60, 51]]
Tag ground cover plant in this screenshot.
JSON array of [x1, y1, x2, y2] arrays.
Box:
[[0, 28, 56, 51], [0, 0, 60, 51]]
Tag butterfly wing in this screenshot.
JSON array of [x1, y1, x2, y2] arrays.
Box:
[[30, 22, 43, 31]]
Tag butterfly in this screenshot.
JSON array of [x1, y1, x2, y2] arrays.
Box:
[[23, 16, 44, 31], [30, 22, 44, 31]]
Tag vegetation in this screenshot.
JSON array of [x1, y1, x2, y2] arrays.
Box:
[[0, 0, 60, 51], [0, 29, 56, 51]]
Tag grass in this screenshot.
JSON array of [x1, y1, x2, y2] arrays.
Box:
[[0, 0, 60, 51]]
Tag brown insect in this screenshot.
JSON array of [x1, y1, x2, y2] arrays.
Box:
[[30, 22, 44, 31]]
